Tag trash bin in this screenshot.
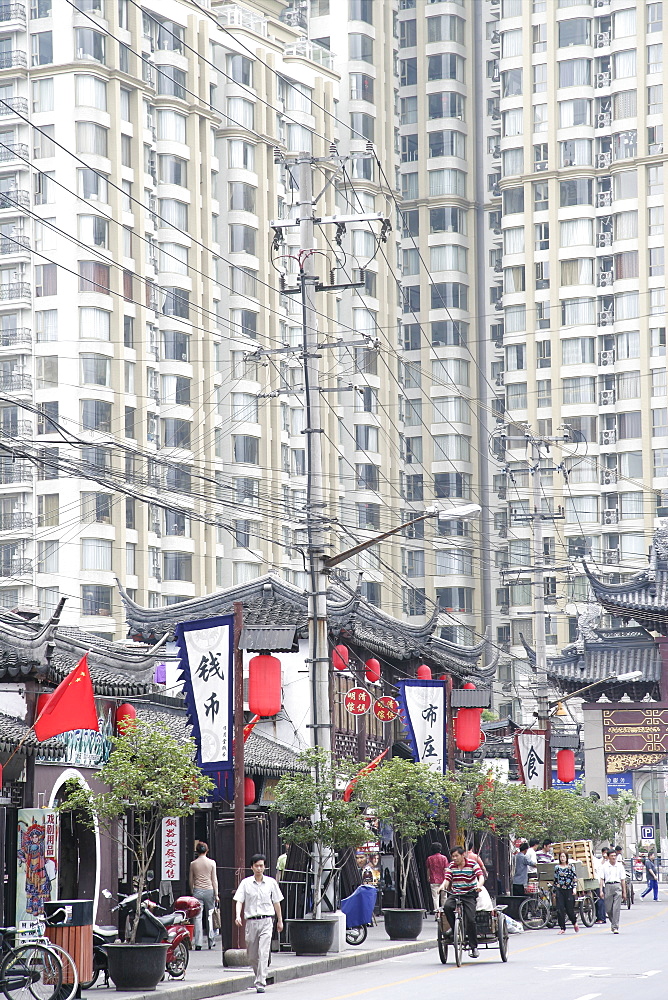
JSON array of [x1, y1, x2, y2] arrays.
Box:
[[44, 899, 94, 990]]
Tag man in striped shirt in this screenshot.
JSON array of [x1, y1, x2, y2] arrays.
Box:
[[439, 846, 485, 958]]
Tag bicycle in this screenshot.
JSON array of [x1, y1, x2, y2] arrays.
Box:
[[8, 921, 78, 1000], [519, 886, 554, 930], [0, 931, 63, 1000]]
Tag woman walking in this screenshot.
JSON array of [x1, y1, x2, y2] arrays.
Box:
[[189, 842, 219, 950], [553, 850, 579, 934]]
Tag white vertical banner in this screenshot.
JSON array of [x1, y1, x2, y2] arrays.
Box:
[[515, 731, 548, 789], [398, 680, 446, 773], [161, 817, 180, 881], [175, 616, 234, 771]]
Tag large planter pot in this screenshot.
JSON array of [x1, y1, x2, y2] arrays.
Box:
[[287, 917, 338, 955], [106, 943, 169, 991], [382, 908, 423, 940]]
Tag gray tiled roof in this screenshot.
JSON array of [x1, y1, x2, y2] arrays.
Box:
[[583, 526, 668, 633], [0, 714, 65, 758]]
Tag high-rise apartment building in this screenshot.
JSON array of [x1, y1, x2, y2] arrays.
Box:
[[0, 0, 662, 725]]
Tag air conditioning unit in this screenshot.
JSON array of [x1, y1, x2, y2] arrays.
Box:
[[596, 190, 612, 207], [597, 231, 613, 247], [596, 112, 612, 128], [595, 31, 611, 47], [595, 71, 611, 89], [598, 349, 615, 366], [600, 468, 618, 485], [603, 548, 620, 565], [603, 509, 619, 526], [596, 151, 612, 168], [597, 270, 614, 287], [598, 309, 614, 326], [599, 388, 616, 405], [595, 0, 610, 7], [600, 428, 617, 445]]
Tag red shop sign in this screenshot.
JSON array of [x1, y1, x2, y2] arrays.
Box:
[[344, 688, 372, 716], [373, 696, 399, 723]]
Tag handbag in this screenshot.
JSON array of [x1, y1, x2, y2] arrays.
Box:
[[211, 907, 221, 931]]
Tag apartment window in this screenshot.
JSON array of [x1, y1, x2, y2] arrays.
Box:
[[505, 304, 526, 333], [434, 435, 470, 462], [75, 75, 107, 110], [434, 472, 471, 499], [351, 73, 374, 103], [431, 320, 467, 346], [563, 376, 595, 404], [613, 50, 636, 79], [81, 538, 112, 571], [501, 69, 522, 98], [162, 418, 191, 449], [76, 122, 108, 156], [81, 400, 112, 433], [613, 90, 637, 120], [400, 58, 417, 86], [159, 199, 188, 230], [162, 287, 189, 319], [37, 495, 58, 528], [502, 108, 523, 138], [507, 383, 527, 409], [163, 552, 192, 582], [533, 23, 547, 52], [533, 64, 547, 94], [534, 182, 549, 211], [80, 354, 109, 386], [78, 261, 110, 294], [619, 411, 642, 438], [560, 218, 593, 246], [651, 288, 666, 314], [559, 98, 591, 127], [655, 449, 668, 476], [502, 28, 522, 58], [349, 33, 373, 62], [614, 210, 638, 240], [399, 19, 416, 47], [560, 139, 591, 167], [427, 92, 465, 121], [35, 264, 57, 297], [566, 496, 598, 524], [648, 43, 663, 75], [78, 168, 108, 204], [430, 245, 467, 273], [538, 379, 552, 407], [401, 134, 418, 163], [503, 187, 524, 215], [559, 18, 591, 47], [504, 266, 525, 294], [430, 207, 466, 234], [653, 409, 668, 436], [31, 0, 52, 16], [428, 130, 465, 159], [562, 337, 594, 365], [429, 14, 464, 43], [436, 587, 472, 614], [651, 327, 666, 357], [648, 164, 664, 195], [158, 154, 187, 187], [31, 31, 53, 66], [616, 330, 640, 360], [648, 3, 663, 33], [617, 371, 641, 400], [229, 225, 257, 255], [561, 258, 593, 286], [431, 282, 467, 310], [75, 28, 105, 64], [533, 104, 548, 133], [428, 53, 464, 83], [614, 170, 638, 199]]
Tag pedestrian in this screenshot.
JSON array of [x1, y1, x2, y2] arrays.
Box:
[[593, 849, 608, 923], [526, 839, 539, 878], [600, 849, 627, 933], [536, 839, 554, 863], [189, 842, 219, 950], [426, 842, 449, 912], [439, 846, 485, 959], [512, 842, 531, 896], [276, 844, 289, 882], [553, 851, 579, 934], [641, 849, 659, 900], [234, 853, 284, 994]]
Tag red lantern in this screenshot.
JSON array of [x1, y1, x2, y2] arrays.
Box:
[[332, 645, 349, 671], [116, 703, 137, 731], [556, 748, 576, 784], [248, 654, 282, 716], [365, 658, 381, 683], [244, 776, 256, 806], [416, 664, 432, 679], [455, 683, 482, 752]]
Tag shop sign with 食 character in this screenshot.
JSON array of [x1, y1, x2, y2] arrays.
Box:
[[514, 731, 549, 789], [16, 810, 59, 920], [175, 615, 234, 780], [396, 679, 446, 773]]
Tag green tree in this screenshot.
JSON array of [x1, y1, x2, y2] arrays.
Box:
[[270, 747, 370, 918], [358, 758, 446, 908], [59, 719, 213, 942]]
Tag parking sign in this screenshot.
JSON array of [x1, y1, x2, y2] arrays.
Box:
[[641, 825, 655, 840]]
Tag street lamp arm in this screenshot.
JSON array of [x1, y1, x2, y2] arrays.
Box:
[[548, 670, 644, 708], [323, 504, 481, 570]]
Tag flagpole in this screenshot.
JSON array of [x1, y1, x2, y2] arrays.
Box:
[[2, 724, 36, 769]]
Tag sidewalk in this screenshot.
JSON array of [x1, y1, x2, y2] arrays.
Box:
[[82, 918, 438, 1000]]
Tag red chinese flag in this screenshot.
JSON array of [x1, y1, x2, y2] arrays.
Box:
[[34, 655, 99, 741]]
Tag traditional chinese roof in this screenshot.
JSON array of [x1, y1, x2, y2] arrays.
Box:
[[117, 574, 497, 681], [0, 714, 65, 759], [0, 601, 157, 695], [521, 626, 662, 700], [583, 525, 668, 634], [135, 705, 307, 777]]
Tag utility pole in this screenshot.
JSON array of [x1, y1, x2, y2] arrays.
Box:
[[297, 153, 330, 757], [530, 442, 551, 787]]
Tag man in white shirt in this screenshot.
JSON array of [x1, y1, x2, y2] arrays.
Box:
[[600, 849, 627, 933], [234, 854, 284, 993], [526, 839, 539, 876]]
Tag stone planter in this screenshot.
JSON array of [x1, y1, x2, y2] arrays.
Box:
[[287, 917, 338, 955], [382, 908, 423, 940], [105, 942, 169, 991]]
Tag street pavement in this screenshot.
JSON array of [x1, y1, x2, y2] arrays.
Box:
[[265, 896, 668, 1000]]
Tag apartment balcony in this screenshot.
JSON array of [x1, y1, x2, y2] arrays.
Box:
[[0, 144, 29, 162], [217, 3, 267, 36], [0, 327, 30, 347], [0, 96, 27, 118], [0, 511, 31, 531], [0, 372, 30, 392], [0, 462, 31, 484], [0, 50, 26, 70], [598, 349, 615, 366], [0, 190, 29, 210], [284, 39, 333, 70], [602, 508, 619, 525], [0, 557, 31, 577], [0, 235, 29, 255], [600, 428, 617, 445], [0, 420, 32, 438], [0, 4, 27, 25], [0, 282, 29, 301]]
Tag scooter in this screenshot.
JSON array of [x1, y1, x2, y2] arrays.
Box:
[[134, 898, 201, 979]]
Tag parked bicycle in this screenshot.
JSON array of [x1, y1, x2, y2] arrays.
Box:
[[519, 885, 595, 930], [0, 928, 63, 1000]]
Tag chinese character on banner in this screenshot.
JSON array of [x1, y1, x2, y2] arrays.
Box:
[[514, 731, 548, 790], [175, 615, 234, 778], [373, 696, 399, 722], [396, 679, 445, 773], [161, 817, 180, 881], [16, 810, 59, 921], [344, 688, 372, 716]]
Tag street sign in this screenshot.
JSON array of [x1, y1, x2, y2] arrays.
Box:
[[373, 696, 399, 722], [344, 687, 372, 716], [641, 825, 655, 841]]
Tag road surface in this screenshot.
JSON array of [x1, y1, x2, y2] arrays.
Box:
[[270, 897, 667, 1000]]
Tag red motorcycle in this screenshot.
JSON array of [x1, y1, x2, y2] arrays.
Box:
[[633, 856, 646, 881], [138, 896, 202, 978]]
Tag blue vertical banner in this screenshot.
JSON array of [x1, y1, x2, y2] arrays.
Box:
[[175, 615, 234, 789], [396, 679, 446, 773]]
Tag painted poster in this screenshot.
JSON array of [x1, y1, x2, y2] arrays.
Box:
[[160, 817, 180, 881], [16, 810, 59, 920], [396, 679, 446, 773], [514, 731, 549, 789], [174, 615, 234, 774]]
